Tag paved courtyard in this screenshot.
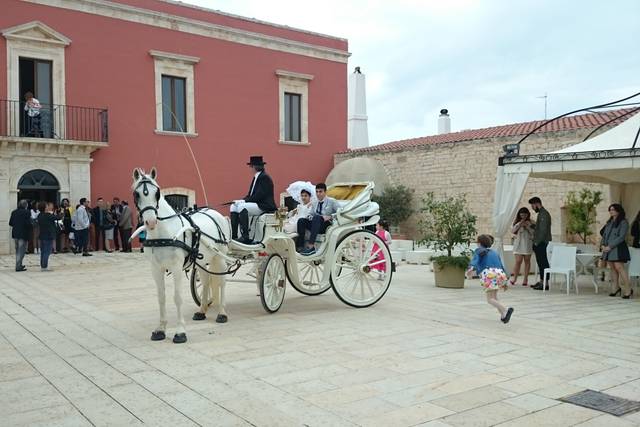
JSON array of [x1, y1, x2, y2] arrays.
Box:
[[1, 251, 639, 427]]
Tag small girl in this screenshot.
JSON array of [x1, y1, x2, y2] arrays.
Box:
[[372, 220, 392, 279], [466, 234, 514, 324]]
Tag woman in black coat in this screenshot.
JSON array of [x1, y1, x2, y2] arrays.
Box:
[[601, 204, 632, 298], [37, 202, 57, 271], [631, 210, 640, 249]]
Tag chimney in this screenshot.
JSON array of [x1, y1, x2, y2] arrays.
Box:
[[438, 109, 451, 134], [348, 66, 369, 149]]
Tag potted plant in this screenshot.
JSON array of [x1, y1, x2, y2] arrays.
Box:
[[418, 193, 477, 288], [565, 189, 603, 244], [372, 184, 414, 238]]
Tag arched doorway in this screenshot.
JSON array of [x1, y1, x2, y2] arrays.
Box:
[[17, 169, 60, 205]]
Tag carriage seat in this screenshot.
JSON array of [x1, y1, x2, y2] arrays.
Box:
[[249, 212, 277, 243]]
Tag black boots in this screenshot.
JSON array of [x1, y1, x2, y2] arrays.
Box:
[[231, 210, 251, 243]]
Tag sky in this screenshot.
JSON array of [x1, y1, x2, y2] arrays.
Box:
[[177, 0, 640, 146]]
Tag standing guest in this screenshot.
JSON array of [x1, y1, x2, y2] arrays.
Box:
[[230, 156, 277, 244], [510, 207, 535, 286], [528, 197, 552, 290], [371, 220, 392, 279], [93, 198, 105, 252], [54, 203, 63, 253], [103, 203, 116, 252], [631, 210, 640, 249], [9, 200, 31, 272], [23, 91, 42, 137], [111, 197, 123, 251], [466, 234, 514, 324], [30, 201, 40, 254], [75, 198, 92, 257], [601, 204, 633, 299], [137, 219, 147, 253], [119, 201, 133, 252], [296, 183, 338, 255], [60, 198, 73, 252], [37, 202, 57, 271], [85, 200, 96, 251]]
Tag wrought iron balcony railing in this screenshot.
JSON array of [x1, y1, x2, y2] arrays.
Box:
[[0, 99, 108, 143]]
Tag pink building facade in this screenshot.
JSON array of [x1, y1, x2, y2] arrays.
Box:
[[0, 0, 349, 253]]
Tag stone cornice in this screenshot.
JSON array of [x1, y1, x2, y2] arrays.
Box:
[[149, 50, 200, 64], [25, 0, 350, 63], [276, 70, 314, 81], [1, 20, 71, 46]]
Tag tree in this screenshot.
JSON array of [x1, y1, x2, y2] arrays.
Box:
[[372, 185, 414, 228], [418, 193, 477, 268], [565, 188, 603, 244]]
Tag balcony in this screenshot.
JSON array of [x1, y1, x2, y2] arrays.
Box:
[[0, 99, 108, 145]]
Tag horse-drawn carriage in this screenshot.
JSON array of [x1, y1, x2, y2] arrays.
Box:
[[132, 168, 393, 343]]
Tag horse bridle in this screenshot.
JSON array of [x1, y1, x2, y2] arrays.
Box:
[[133, 178, 161, 217]]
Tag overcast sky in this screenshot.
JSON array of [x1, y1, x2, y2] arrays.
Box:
[[180, 0, 640, 146]]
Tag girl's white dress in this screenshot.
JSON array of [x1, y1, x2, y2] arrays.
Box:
[[283, 202, 313, 233]]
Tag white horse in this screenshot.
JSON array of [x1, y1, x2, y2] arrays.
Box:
[[132, 167, 231, 344]]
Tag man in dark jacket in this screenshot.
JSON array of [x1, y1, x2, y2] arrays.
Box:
[[9, 200, 32, 271], [529, 196, 552, 290], [230, 156, 276, 244]]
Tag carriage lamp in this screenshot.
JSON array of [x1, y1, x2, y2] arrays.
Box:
[[503, 143, 520, 157], [275, 205, 288, 232]]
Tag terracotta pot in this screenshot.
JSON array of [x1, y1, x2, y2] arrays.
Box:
[[433, 263, 465, 288]]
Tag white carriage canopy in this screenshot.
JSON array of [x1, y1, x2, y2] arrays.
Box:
[[493, 110, 640, 258]]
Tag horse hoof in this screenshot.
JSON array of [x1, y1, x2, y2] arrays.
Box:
[[173, 333, 187, 344], [150, 330, 166, 341], [192, 312, 206, 321], [216, 314, 228, 323]]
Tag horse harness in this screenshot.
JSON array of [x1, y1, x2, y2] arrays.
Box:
[[134, 178, 241, 276]]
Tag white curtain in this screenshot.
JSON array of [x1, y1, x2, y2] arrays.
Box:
[[492, 166, 529, 273]]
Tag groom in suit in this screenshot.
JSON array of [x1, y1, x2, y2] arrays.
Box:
[[230, 156, 277, 244]]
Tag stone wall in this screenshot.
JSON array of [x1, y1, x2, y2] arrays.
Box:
[[334, 129, 612, 243]]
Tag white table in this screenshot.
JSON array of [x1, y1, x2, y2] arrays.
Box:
[[576, 252, 601, 275]]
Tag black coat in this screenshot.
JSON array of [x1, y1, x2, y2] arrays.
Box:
[[631, 220, 639, 248], [37, 212, 57, 240], [244, 171, 277, 212], [9, 208, 31, 240]]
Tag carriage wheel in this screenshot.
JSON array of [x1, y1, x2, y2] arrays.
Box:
[[259, 254, 287, 313], [189, 268, 213, 307], [331, 230, 392, 308], [286, 259, 332, 296]]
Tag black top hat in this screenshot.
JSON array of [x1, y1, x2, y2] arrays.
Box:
[[247, 156, 266, 166]]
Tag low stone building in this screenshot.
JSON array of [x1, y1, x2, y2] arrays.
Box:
[[334, 109, 634, 242]]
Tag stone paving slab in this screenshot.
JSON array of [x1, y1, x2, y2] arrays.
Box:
[[1, 251, 639, 426]]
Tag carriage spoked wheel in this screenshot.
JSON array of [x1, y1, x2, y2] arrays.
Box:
[[331, 230, 393, 308], [286, 258, 332, 296], [258, 254, 287, 313], [190, 267, 214, 307]]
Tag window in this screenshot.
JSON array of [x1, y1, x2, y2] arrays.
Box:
[[150, 50, 199, 136], [284, 93, 301, 142], [276, 70, 313, 145], [162, 75, 186, 132]]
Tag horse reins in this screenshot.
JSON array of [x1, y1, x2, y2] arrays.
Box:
[[134, 178, 241, 276]]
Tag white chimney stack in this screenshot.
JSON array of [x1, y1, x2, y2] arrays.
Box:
[[438, 108, 451, 134], [348, 66, 369, 149]]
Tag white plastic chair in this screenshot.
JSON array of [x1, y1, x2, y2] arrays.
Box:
[[543, 245, 577, 294], [629, 248, 640, 290]]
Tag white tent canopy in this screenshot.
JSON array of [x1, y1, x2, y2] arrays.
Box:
[[493, 110, 640, 268]]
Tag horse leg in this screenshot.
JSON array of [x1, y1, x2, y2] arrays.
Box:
[[193, 265, 211, 321], [171, 268, 187, 343], [150, 267, 167, 341], [211, 256, 228, 323]]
